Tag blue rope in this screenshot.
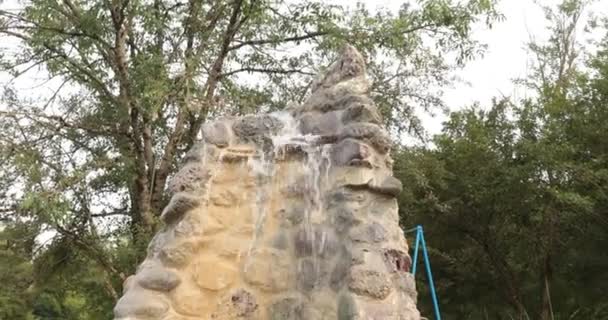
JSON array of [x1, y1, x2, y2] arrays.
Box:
[[406, 225, 442, 320]]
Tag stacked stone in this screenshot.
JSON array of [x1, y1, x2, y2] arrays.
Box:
[[114, 45, 420, 320]]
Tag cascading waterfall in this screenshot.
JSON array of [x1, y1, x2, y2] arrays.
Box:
[[113, 45, 421, 320]]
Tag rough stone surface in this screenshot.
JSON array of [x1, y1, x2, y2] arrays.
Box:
[[147, 231, 169, 258], [268, 297, 305, 320], [193, 259, 238, 290], [395, 272, 418, 301], [348, 266, 392, 299], [330, 252, 351, 291], [270, 232, 289, 250], [371, 176, 403, 197], [333, 207, 359, 232], [212, 289, 259, 318], [243, 249, 291, 293], [277, 206, 305, 227], [232, 115, 283, 142], [342, 103, 382, 124], [158, 240, 196, 267], [168, 163, 211, 194], [203, 121, 231, 147], [350, 222, 387, 244], [331, 139, 372, 167], [161, 193, 201, 223], [114, 290, 169, 318], [311, 45, 367, 92], [113, 45, 420, 320], [337, 294, 357, 320], [230, 289, 258, 316], [296, 258, 319, 291], [137, 264, 181, 291], [294, 226, 339, 258], [340, 123, 392, 154], [298, 111, 342, 135], [384, 248, 412, 273]]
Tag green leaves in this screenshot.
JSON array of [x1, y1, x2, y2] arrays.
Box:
[[394, 2, 608, 318]]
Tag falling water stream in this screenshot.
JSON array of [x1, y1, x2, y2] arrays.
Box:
[[243, 111, 333, 280]]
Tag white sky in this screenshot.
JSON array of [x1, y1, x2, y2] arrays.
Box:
[[353, 0, 608, 135], [341, 0, 608, 136]]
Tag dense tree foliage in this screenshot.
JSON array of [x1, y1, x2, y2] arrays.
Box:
[[396, 1, 608, 319]]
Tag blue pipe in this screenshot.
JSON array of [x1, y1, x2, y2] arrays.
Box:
[[412, 226, 421, 276], [419, 226, 442, 320]]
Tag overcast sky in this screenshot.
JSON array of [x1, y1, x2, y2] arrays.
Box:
[[371, 0, 608, 135]]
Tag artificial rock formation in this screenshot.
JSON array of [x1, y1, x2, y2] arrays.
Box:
[[114, 45, 421, 320]]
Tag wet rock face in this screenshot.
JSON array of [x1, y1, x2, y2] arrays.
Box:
[[114, 45, 420, 320]]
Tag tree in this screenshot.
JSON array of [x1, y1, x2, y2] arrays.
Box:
[[0, 223, 36, 320], [395, 1, 608, 318], [0, 0, 500, 316]]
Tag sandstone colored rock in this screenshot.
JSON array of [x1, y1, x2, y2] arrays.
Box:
[[311, 45, 367, 92], [268, 297, 305, 320], [137, 264, 181, 291], [296, 258, 319, 291], [232, 114, 283, 142], [348, 266, 392, 299], [193, 258, 238, 290], [114, 45, 420, 320], [169, 163, 211, 194], [350, 222, 387, 244], [330, 252, 351, 291], [212, 289, 259, 318], [114, 290, 169, 318], [161, 192, 201, 223], [203, 121, 231, 147], [330, 139, 372, 167], [342, 102, 382, 124], [395, 272, 418, 300], [384, 248, 412, 273], [147, 231, 169, 258], [293, 225, 339, 258], [340, 122, 392, 154], [210, 189, 238, 207], [298, 111, 343, 135], [159, 240, 196, 267], [371, 176, 403, 197], [243, 249, 291, 293], [173, 212, 204, 238]]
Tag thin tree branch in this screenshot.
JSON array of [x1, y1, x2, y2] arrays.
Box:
[[220, 67, 314, 78], [228, 30, 329, 51]]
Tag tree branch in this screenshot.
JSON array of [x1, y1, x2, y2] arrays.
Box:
[[150, 0, 246, 213], [228, 30, 328, 51], [220, 67, 314, 78]]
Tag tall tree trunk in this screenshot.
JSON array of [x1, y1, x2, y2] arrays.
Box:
[[539, 204, 556, 320], [539, 249, 554, 320]]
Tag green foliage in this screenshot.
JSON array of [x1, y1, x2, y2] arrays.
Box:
[[397, 95, 608, 318], [0, 224, 35, 320], [395, 2, 608, 318]]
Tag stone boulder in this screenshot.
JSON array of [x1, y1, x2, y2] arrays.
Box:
[[113, 45, 419, 320]]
